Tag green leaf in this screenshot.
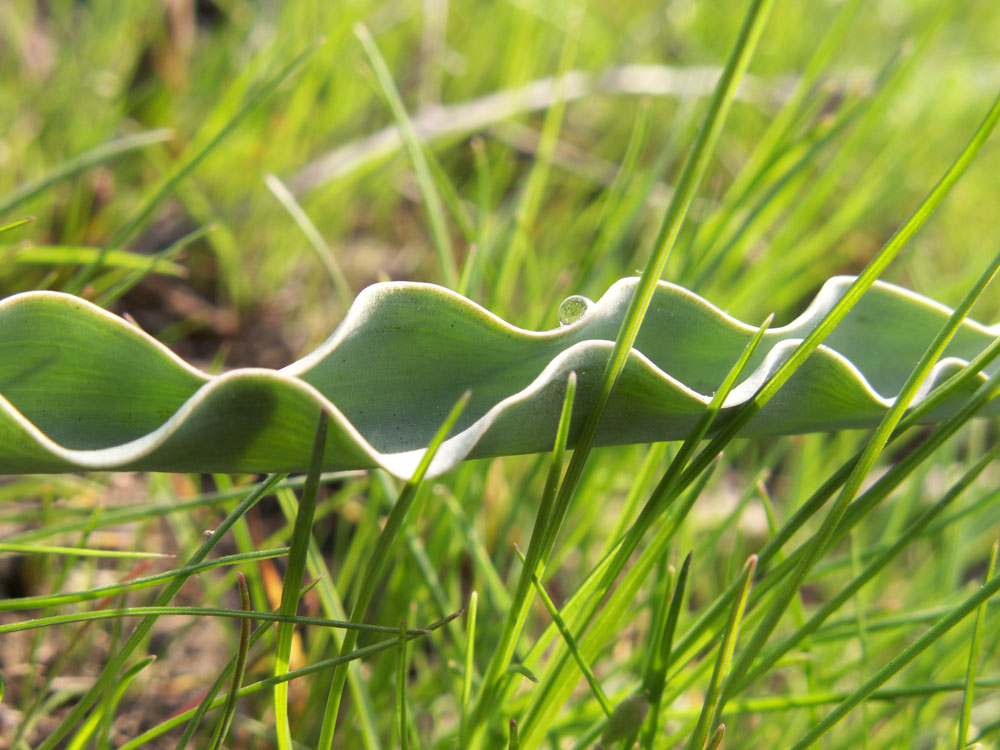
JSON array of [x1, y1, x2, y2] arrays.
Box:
[[0, 277, 995, 477]]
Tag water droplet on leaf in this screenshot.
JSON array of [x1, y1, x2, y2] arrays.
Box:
[[558, 295, 593, 326]]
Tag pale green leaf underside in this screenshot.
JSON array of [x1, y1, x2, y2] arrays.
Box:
[[0, 277, 995, 478]]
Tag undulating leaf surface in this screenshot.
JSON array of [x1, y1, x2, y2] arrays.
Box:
[[0, 277, 995, 477]]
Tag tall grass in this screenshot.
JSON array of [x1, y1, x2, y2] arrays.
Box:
[[0, 1, 998, 749]]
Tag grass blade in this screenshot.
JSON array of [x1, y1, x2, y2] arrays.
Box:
[[470, 372, 576, 737], [514, 543, 612, 716], [670, 89, 1000, 535], [65, 655, 156, 750], [397, 618, 410, 750], [317, 390, 470, 748], [641, 552, 692, 749], [208, 572, 253, 750], [354, 23, 458, 288], [958, 540, 999, 748], [0, 542, 170, 559], [273, 488, 384, 750], [274, 412, 328, 750], [264, 173, 353, 305], [492, 8, 580, 307], [684, 555, 756, 750], [95, 224, 211, 307], [0, 607, 434, 634], [0, 216, 36, 235], [0, 129, 172, 217], [541, 0, 777, 575], [0, 549, 287, 612], [512, 315, 772, 746], [460, 590, 479, 742]]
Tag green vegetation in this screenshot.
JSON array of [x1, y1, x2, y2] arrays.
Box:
[[1, 1, 998, 749]]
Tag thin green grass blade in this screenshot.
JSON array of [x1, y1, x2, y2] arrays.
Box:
[[589, 99, 651, 245], [660, 678, 1000, 717], [758, 5, 951, 275], [470, 373, 576, 735], [501, 196, 777, 750], [0, 606, 432, 635], [758, 333, 1000, 574], [515, 543, 612, 716], [599, 443, 669, 561], [673, 410, 987, 693], [684, 556, 756, 750], [317, 390, 470, 748], [685, 94, 1000, 511], [642, 312, 775, 522], [65, 655, 156, 750], [0, 549, 286, 611], [5, 474, 361, 545], [95, 224, 211, 307], [687, 91, 868, 288], [516, 455, 732, 748], [664, 106, 1000, 680], [208, 573, 253, 750], [397, 618, 410, 750], [718, 0, 863, 203], [543, 0, 777, 580], [0, 542, 170, 559], [354, 23, 458, 288], [958, 540, 999, 748], [641, 552, 692, 749], [460, 590, 479, 743], [275, 412, 328, 750], [441, 492, 511, 613], [492, 8, 580, 307], [1, 244, 183, 277], [0, 129, 172, 217], [265, 173, 353, 305], [901, 336, 1000, 429], [425, 148, 477, 243], [0, 216, 35, 235], [774, 367, 1000, 596], [174, 578, 316, 750], [512, 315, 773, 743], [247, 485, 389, 748]]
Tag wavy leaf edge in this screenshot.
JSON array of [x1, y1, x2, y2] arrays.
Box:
[[0, 276, 996, 477]]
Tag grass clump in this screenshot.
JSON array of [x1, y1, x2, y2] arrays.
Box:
[[1, 1, 999, 749]]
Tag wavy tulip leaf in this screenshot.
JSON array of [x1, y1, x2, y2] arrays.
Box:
[[0, 277, 995, 477]]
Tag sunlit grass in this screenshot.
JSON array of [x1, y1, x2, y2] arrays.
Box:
[[0, 1, 998, 749]]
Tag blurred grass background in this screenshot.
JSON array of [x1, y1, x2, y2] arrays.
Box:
[[2, 0, 999, 350], [1, 0, 999, 748]]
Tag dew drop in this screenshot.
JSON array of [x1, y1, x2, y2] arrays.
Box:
[[558, 295, 593, 326]]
